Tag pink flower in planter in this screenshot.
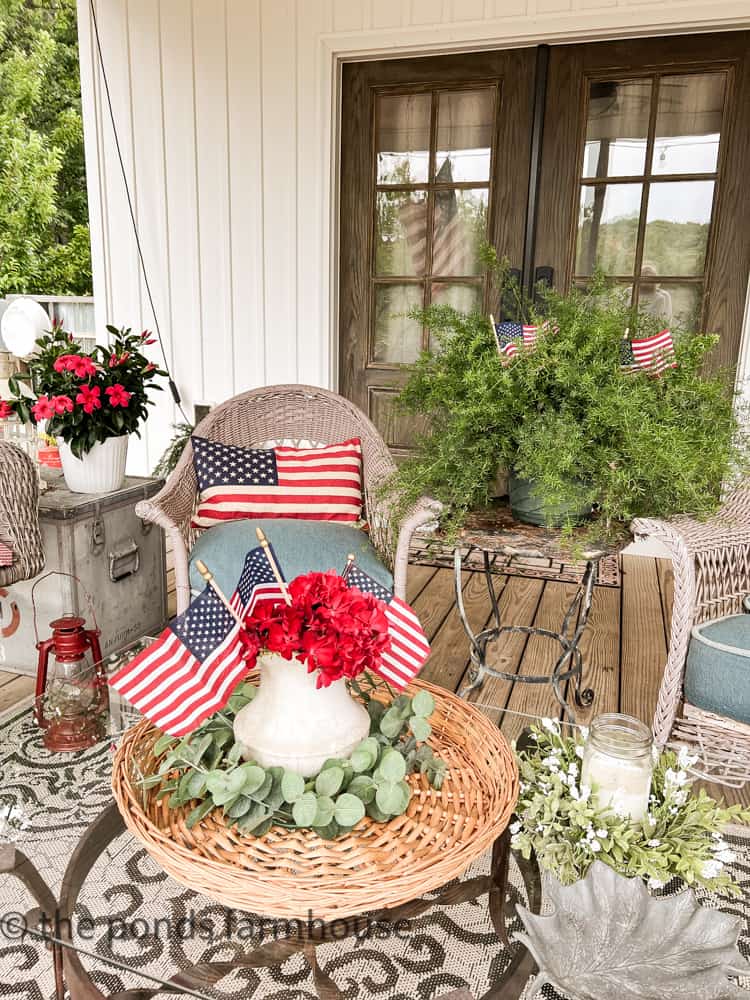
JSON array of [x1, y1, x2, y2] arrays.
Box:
[[140, 330, 157, 346], [53, 354, 97, 379], [51, 395, 74, 415], [0, 400, 13, 419], [105, 383, 131, 408], [108, 352, 130, 368], [76, 384, 102, 415], [32, 396, 55, 421]]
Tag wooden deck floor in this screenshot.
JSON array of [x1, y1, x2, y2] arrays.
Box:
[[408, 554, 748, 809]]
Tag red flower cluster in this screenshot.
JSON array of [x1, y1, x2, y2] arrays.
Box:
[[241, 571, 391, 687], [32, 395, 73, 420], [0, 400, 13, 419], [53, 354, 98, 379], [105, 383, 132, 408]]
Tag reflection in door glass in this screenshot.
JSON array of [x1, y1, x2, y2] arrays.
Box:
[[643, 180, 714, 276], [433, 188, 488, 276], [583, 79, 651, 178], [576, 183, 642, 275], [372, 284, 423, 364], [376, 191, 428, 276], [435, 89, 495, 183], [652, 73, 725, 175], [638, 281, 703, 330], [376, 93, 431, 185]]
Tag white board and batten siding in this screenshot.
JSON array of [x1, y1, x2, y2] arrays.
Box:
[[76, 0, 750, 478]]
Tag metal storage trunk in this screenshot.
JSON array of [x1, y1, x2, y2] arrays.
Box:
[[0, 472, 166, 674]]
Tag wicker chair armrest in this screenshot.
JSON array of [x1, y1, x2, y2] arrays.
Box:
[[393, 496, 443, 601], [630, 516, 697, 747]]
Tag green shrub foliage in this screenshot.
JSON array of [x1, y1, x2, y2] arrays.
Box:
[[390, 252, 748, 539]]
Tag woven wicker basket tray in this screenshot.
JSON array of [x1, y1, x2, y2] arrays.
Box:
[[111, 677, 518, 920]]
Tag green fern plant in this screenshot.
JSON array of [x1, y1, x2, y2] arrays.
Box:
[[388, 250, 749, 540]]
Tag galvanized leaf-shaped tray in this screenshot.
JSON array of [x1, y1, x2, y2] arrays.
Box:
[[516, 861, 750, 999]]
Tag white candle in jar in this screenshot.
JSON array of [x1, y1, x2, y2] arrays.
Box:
[[581, 713, 653, 823]]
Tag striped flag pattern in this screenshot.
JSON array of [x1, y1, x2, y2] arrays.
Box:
[[191, 436, 363, 528], [344, 565, 430, 690], [109, 546, 286, 736], [621, 329, 676, 375], [0, 541, 12, 567]]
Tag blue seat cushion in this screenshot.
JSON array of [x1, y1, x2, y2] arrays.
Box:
[[685, 613, 750, 726], [189, 518, 393, 600]]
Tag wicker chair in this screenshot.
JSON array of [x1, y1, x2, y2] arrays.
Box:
[[0, 440, 44, 587], [136, 385, 441, 615], [632, 482, 750, 788]]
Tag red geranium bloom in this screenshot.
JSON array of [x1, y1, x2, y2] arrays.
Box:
[[242, 570, 391, 686], [0, 400, 13, 419], [76, 384, 102, 414], [105, 383, 131, 408], [51, 395, 74, 415], [32, 396, 55, 421]]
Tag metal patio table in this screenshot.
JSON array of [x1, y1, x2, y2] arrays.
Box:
[[449, 510, 622, 722]]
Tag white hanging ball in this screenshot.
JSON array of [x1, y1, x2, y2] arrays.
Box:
[[0, 297, 50, 358]]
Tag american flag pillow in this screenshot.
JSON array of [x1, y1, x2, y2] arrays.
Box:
[[191, 436, 363, 528]]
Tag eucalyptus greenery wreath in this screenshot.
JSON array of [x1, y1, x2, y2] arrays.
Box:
[[141, 674, 446, 840], [512, 720, 750, 896], [388, 246, 749, 540]]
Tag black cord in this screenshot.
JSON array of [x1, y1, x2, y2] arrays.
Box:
[[88, 0, 191, 425]]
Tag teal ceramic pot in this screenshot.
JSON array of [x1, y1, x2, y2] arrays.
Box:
[[509, 472, 593, 528]]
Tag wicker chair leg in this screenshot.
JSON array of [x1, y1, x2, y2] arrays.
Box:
[[632, 518, 697, 747]]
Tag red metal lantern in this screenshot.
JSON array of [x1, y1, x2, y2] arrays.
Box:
[[32, 575, 108, 752]]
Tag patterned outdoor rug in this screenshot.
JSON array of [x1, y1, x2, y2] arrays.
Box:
[[0, 704, 748, 999]]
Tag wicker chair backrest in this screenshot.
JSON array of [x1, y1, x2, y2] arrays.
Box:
[[0, 441, 44, 586]]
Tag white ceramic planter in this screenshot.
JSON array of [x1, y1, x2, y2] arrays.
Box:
[[233, 652, 371, 776], [57, 435, 129, 494]]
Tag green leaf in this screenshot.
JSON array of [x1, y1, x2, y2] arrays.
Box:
[[185, 799, 215, 829], [226, 794, 254, 819], [366, 801, 391, 823], [186, 770, 207, 799], [226, 741, 244, 766], [379, 708, 404, 739], [350, 748, 375, 773], [239, 764, 267, 795], [153, 733, 177, 756], [392, 694, 413, 719], [347, 775, 377, 804], [411, 691, 435, 717], [236, 809, 273, 835], [378, 749, 407, 782], [314, 820, 341, 840], [313, 796, 335, 827], [281, 771, 306, 803], [315, 766, 345, 797], [292, 792, 319, 827], [334, 793, 366, 827], [375, 780, 411, 816], [410, 716, 432, 742]]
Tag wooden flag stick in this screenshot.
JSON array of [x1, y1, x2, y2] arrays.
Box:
[[489, 313, 496, 328], [194, 559, 245, 626], [342, 553, 356, 580], [255, 527, 292, 605]]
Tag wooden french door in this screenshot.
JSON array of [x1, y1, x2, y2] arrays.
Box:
[[339, 33, 750, 449], [339, 50, 536, 456], [535, 33, 750, 372]]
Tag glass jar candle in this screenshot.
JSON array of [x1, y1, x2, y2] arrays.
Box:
[[581, 713, 654, 822]]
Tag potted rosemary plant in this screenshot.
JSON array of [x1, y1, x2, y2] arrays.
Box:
[[390, 254, 749, 541]]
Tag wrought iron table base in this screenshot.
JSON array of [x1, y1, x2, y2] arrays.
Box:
[[455, 548, 596, 723]]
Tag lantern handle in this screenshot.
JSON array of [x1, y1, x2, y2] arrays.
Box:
[[31, 571, 100, 646]]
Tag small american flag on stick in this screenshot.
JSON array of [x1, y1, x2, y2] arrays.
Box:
[[344, 565, 431, 690], [493, 320, 543, 360], [109, 546, 287, 736], [621, 329, 677, 375], [0, 541, 12, 567]]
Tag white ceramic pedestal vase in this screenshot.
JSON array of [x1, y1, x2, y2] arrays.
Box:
[[233, 652, 371, 776], [57, 435, 129, 494]]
